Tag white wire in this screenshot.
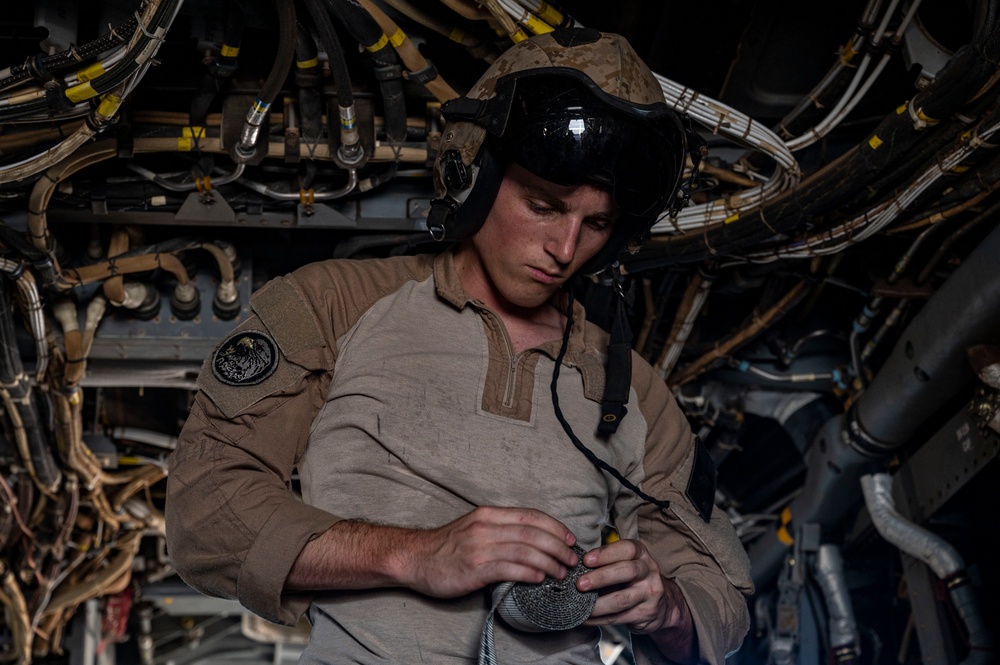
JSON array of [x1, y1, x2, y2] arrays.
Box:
[[784, 0, 923, 152], [748, 116, 1000, 260]]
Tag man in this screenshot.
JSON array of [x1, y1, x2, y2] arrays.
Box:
[[165, 28, 753, 664]]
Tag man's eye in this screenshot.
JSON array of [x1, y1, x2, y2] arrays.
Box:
[[528, 201, 554, 214], [586, 219, 611, 231]]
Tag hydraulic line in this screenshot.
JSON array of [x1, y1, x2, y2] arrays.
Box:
[[325, 0, 408, 145], [215, 0, 247, 77], [301, 0, 363, 164], [125, 162, 246, 191], [294, 23, 324, 144], [190, 36, 240, 128], [861, 473, 995, 664], [356, 0, 461, 102], [747, 218, 1000, 588], [235, 0, 297, 159], [238, 168, 358, 200], [813, 545, 860, 661]]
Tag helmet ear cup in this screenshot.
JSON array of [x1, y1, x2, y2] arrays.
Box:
[[428, 142, 506, 241]]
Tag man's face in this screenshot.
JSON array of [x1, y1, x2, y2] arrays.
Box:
[[455, 163, 618, 314]]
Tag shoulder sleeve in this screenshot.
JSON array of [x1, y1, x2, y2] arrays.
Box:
[[166, 273, 338, 626], [631, 354, 754, 665]]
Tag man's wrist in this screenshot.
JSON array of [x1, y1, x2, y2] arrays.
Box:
[[642, 576, 698, 664]]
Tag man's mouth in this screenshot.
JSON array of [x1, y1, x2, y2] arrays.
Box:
[[528, 266, 562, 284]]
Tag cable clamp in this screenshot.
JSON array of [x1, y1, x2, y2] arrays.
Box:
[[404, 59, 439, 86], [373, 62, 403, 82]]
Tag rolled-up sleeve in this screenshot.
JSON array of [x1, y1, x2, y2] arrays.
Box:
[[166, 272, 342, 625], [167, 382, 338, 625]]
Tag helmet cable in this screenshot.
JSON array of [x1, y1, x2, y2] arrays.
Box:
[[551, 286, 671, 511]]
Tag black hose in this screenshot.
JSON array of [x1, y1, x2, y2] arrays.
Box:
[[302, 0, 354, 110], [0, 277, 61, 493], [325, 0, 406, 143], [0, 0, 183, 120], [210, 0, 246, 77], [256, 0, 297, 109], [295, 23, 324, 141], [0, 15, 139, 90]]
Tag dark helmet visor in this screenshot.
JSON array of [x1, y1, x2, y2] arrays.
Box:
[[491, 72, 686, 218]]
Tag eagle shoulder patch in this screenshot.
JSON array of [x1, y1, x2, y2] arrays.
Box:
[[211, 331, 279, 387]]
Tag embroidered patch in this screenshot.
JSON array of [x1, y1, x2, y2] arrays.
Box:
[[211, 331, 278, 386]]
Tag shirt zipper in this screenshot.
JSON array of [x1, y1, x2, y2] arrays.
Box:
[[479, 306, 520, 409]]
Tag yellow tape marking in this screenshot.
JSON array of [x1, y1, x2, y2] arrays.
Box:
[[448, 27, 465, 43], [297, 57, 319, 69], [524, 14, 554, 34], [537, 1, 564, 26], [868, 135, 883, 150], [65, 81, 97, 103], [220, 44, 240, 58], [366, 34, 389, 53], [97, 93, 122, 117], [76, 61, 106, 83], [389, 29, 406, 48]]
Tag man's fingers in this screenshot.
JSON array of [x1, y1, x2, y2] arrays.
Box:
[[474, 506, 577, 545]]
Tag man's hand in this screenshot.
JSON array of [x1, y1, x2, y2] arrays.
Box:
[[576, 539, 697, 662], [287, 507, 579, 600], [403, 506, 579, 598]]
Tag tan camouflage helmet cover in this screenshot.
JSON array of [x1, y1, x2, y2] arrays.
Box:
[[433, 30, 667, 201]]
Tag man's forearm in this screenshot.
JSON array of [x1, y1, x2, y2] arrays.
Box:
[[285, 520, 414, 591]]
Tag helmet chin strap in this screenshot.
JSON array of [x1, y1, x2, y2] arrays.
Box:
[[551, 277, 671, 511], [598, 263, 633, 435]]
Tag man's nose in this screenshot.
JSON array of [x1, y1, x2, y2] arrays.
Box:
[[547, 217, 583, 265]]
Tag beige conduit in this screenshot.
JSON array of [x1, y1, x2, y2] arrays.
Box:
[[438, 0, 494, 21], [886, 180, 1000, 234], [27, 143, 118, 254], [0, 567, 32, 665], [381, 0, 493, 57], [356, 0, 460, 102], [0, 121, 85, 154], [669, 281, 811, 387], [110, 465, 167, 512], [39, 531, 141, 624], [101, 228, 131, 305], [633, 277, 657, 354], [656, 272, 715, 379], [59, 252, 190, 289], [0, 82, 127, 185], [197, 242, 236, 284]]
